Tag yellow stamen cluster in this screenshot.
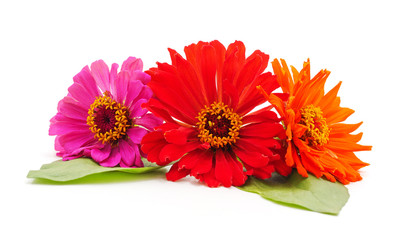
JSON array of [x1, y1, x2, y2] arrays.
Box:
[[299, 104, 330, 147], [196, 102, 242, 148], [87, 92, 132, 144]]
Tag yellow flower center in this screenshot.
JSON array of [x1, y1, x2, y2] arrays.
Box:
[[87, 92, 132, 144], [196, 102, 242, 148], [299, 104, 330, 147]]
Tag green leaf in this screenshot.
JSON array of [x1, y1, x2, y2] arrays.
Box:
[[27, 158, 163, 182], [237, 171, 349, 215]]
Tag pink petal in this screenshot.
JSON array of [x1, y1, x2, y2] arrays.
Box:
[[91, 144, 112, 163], [131, 70, 151, 84], [121, 57, 143, 72], [114, 71, 130, 103], [57, 97, 88, 120], [62, 141, 101, 160], [73, 65, 101, 98], [127, 127, 148, 144], [68, 83, 94, 108], [49, 119, 89, 135], [134, 113, 163, 131], [54, 136, 64, 152], [130, 99, 148, 118], [58, 130, 96, 153], [119, 140, 136, 167], [100, 147, 121, 167], [90, 60, 110, 93], [125, 80, 143, 106], [135, 85, 153, 103], [133, 146, 143, 167], [109, 63, 119, 98]]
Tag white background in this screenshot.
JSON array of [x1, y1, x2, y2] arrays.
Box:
[[1, 0, 404, 239]]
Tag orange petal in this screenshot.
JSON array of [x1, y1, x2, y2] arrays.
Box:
[[329, 122, 363, 134]]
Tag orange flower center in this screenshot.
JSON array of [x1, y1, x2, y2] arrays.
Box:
[[196, 102, 242, 148], [87, 92, 132, 144], [299, 104, 330, 147]]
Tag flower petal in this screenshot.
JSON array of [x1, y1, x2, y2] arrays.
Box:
[[100, 147, 121, 167], [159, 142, 201, 164], [233, 146, 269, 168], [127, 127, 148, 144], [190, 150, 213, 175], [129, 99, 148, 118], [134, 113, 163, 131], [91, 144, 112, 163], [214, 150, 233, 187], [57, 97, 88, 120], [119, 140, 136, 167], [121, 57, 143, 72], [166, 162, 190, 182], [68, 83, 94, 108], [58, 130, 96, 153], [164, 127, 195, 145], [73, 65, 101, 98], [226, 155, 247, 186], [90, 60, 111, 92]]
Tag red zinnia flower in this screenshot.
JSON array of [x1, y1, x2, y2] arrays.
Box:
[[141, 41, 291, 187]]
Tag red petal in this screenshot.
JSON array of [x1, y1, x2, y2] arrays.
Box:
[[164, 127, 196, 145], [166, 162, 190, 182], [244, 162, 275, 179], [210, 40, 226, 102], [246, 50, 269, 74], [200, 45, 218, 103], [242, 110, 280, 124], [174, 53, 208, 106], [141, 131, 165, 153], [235, 52, 263, 96], [196, 169, 221, 188], [214, 150, 233, 187], [233, 146, 269, 168], [145, 98, 183, 124], [149, 81, 198, 122], [190, 150, 214, 175], [240, 137, 282, 150], [237, 72, 279, 116], [222, 80, 239, 110], [178, 150, 201, 170], [222, 41, 246, 96], [273, 159, 292, 177], [159, 142, 201, 164], [240, 122, 285, 139], [226, 155, 247, 186], [225, 41, 246, 67]]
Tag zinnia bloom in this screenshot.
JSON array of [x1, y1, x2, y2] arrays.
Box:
[[258, 59, 371, 184], [49, 57, 162, 167], [141, 40, 291, 187]]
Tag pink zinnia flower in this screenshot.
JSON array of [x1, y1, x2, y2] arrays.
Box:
[[49, 57, 162, 167]]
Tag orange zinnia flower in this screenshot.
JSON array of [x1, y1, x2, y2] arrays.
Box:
[[258, 59, 371, 184]]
